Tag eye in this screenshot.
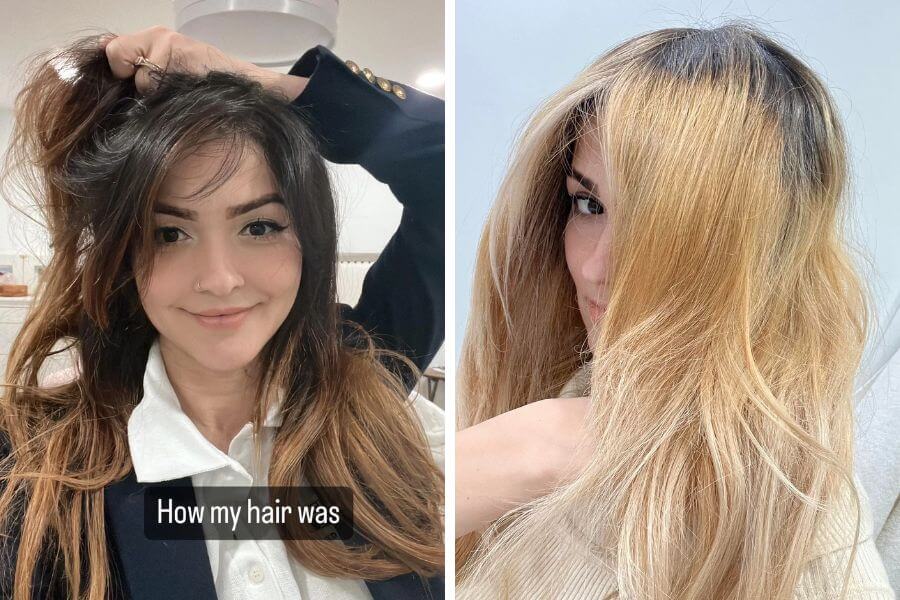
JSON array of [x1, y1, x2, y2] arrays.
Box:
[[241, 219, 288, 238], [570, 194, 605, 216], [154, 226, 190, 245]]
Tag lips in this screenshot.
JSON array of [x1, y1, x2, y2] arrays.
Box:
[[586, 300, 606, 323], [193, 306, 255, 317], [184, 305, 256, 329]]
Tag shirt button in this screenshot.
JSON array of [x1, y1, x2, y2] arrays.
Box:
[[248, 564, 265, 584]]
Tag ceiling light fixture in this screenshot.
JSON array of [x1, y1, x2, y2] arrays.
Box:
[[174, 0, 339, 68], [415, 69, 445, 90]]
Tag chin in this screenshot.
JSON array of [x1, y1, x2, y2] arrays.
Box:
[[170, 336, 265, 373], [581, 313, 604, 349], [200, 351, 258, 373]]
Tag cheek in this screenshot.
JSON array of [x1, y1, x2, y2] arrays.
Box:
[[247, 243, 303, 299], [136, 259, 183, 322], [563, 223, 588, 292]]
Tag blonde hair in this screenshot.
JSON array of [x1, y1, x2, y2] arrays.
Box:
[[459, 23, 867, 599]]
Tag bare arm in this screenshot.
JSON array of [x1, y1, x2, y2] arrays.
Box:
[[456, 397, 593, 537]]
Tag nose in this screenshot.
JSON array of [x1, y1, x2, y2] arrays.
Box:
[[193, 237, 245, 296], [578, 231, 610, 288]]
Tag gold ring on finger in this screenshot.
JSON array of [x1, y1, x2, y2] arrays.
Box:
[[133, 56, 163, 73]]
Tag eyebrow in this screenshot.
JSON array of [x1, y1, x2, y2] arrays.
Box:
[[154, 192, 285, 220], [567, 168, 602, 197]]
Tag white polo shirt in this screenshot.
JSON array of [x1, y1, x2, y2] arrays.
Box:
[[127, 338, 444, 600]]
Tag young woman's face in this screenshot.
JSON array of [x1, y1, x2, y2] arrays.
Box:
[[137, 142, 302, 373], [564, 133, 613, 347]]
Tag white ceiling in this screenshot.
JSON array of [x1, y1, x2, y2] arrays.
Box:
[[0, 0, 444, 109]]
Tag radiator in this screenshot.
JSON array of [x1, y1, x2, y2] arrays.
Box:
[[336, 252, 377, 306]]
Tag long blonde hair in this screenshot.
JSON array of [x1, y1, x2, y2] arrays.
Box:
[[459, 23, 867, 599], [0, 36, 443, 598]]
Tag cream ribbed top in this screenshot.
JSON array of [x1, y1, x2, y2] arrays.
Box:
[[459, 365, 896, 599]]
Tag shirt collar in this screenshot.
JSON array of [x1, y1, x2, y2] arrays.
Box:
[[559, 362, 591, 398], [127, 337, 283, 483]]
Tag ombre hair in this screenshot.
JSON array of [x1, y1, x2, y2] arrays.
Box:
[[458, 23, 867, 599], [0, 35, 442, 598]]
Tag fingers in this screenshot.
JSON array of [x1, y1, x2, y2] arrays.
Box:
[[100, 26, 252, 95], [98, 34, 115, 51], [104, 34, 143, 80], [103, 26, 174, 93]]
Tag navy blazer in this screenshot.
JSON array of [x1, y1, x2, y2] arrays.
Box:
[[3, 46, 444, 600]]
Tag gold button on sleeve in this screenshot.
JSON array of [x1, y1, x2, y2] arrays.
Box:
[[391, 84, 407, 100], [345, 60, 360, 74], [376, 77, 392, 92], [362, 67, 375, 83]]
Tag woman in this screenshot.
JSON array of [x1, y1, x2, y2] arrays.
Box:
[[0, 28, 444, 600], [456, 23, 894, 599]]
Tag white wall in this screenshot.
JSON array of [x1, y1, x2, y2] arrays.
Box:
[[329, 164, 401, 254], [0, 108, 15, 257]]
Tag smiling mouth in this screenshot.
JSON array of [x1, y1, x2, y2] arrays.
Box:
[[192, 306, 255, 317], [184, 305, 256, 328]]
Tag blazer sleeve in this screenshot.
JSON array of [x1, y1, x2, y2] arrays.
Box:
[[286, 46, 444, 382]]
